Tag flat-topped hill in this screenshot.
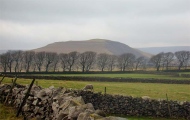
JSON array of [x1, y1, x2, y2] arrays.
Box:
[[33, 39, 152, 58]]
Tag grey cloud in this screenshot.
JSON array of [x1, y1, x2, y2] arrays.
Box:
[[0, 36, 44, 50], [1, 0, 189, 23], [0, 0, 189, 49]]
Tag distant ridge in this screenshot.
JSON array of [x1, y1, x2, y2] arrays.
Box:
[[138, 46, 190, 55], [33, 39, 152, 58]]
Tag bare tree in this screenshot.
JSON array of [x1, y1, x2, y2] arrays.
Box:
[[45, 52, 57, 72], [23, 51, 35, 72], [78, 52, 86, 72], [78, 51, 96, 72], [0, 53, 8, 72], [135, 56, 146, 70], [67, 51, 79, 71], [97, 53, 109, 71], [150, 52, 164, 71], [6, 51, 15, 72], [107, 55, 117, 71], [34, 51, 46, 72], [85, 52, 96, 72], [12, 50, 23, 72], [52, 54, 59, 72], [117, 53, 136, 71], [59, 53, 69, 71], [175, 51, 190, 70], [184, 56, 190, 69], [163, 52, 174, 70]]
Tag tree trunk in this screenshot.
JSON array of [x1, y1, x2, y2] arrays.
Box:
[[110, 65, 113, 71], [156, 65, 160, 71], [135, 65, 138, 70], [123, 66, 125, 71], [26, 62, 30, 72], [69, 66, 72, 72], [82, 66, 85, 72], [178, 62, 183, 70], [38, 67, 41, 72], [46, 64, 49, 72], [8, 62, 12, 73], [14, 62, 18, 72], [166, 63, 169, 70], [3, 66, 6, 72]]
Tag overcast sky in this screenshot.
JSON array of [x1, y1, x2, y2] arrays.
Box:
[[0, 0, 190, 50]]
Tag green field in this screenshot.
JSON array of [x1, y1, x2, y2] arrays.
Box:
[[34, 73, 190, 80], [1, 76, 189, 120], [1, 77, 190, 101]]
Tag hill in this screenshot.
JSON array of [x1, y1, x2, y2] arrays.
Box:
[[33, 39, 152, 58], [138, 46, 190, 55]]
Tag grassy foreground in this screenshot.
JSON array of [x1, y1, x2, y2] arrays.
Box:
[[1, 77, 188, 120], [1, 77, 190, 101], [0, 104, 23, 120]]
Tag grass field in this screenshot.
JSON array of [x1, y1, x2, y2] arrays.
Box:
[[1, 76, 189, 120], [34, 73, 190, 80], [1, 77, 190, 101]]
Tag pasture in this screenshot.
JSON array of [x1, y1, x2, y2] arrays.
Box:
[[32, 73, 190, 80], [1, 77, 190, 101], [0, 74, 189, 120]]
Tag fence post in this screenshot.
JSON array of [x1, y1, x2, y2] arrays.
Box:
[[0, 75, 5, 84], [166, 93, 172, 117], [16, 78, 35, 117], [4, 76, 17, 104], [36, 81, 38, 86]]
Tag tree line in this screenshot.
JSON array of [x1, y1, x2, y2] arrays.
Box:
[[0, 50, 189, 72]]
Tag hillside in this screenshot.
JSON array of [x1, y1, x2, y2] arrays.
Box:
[[33, 39, 152, 58], [138, 46, 190, 55]]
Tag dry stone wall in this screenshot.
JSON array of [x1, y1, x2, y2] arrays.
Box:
[[77, 91, 190, 119], [181, 74, 190, 78], [0, 84, 127, 120], [3, 74, 190, 84], [0, 83, 190, 120]]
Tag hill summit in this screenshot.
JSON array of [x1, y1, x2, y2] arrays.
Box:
[[33, 39, 151, 58]]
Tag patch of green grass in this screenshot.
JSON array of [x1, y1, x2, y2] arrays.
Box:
[[108, 114, 185, 120], [1, 77, 188, 120], [127, 116, 185, 120], [1, 77, 190, 101], [36, 73, 190, 80], [0, 104, 23, 120]]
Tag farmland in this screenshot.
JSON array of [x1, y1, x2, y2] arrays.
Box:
[[34, 73, 190, 80], [1, 76, 190, 101], [0, 72, 189, 120]]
